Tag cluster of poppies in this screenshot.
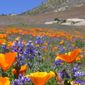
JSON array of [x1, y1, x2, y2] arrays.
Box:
[[0, 27, 85, 85]]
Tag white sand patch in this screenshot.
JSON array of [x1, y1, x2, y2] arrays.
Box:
[[44, 18, 85, 26], [62, 18, 85, 26]]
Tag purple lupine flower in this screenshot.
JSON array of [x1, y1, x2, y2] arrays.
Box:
[[13, 54, 27, 79], [57, 45, 65, 53], [54, 60, 63, 65], [18, 41, 24, 47], [12, 40, 24, 53], [13, 40, 18, 47], [72, 67, 78, 73], [18, 74, 31, 83], [12, 74, 31, 85], [16, 54, 26, 66], [24, 40, 36, 60], [26, 40, 33, 46], [74, 71, 85, 77], [60, 69, 70, 79], [35, 36, 43, 45], [12, 40, 18, 52], [74, 79, 85, 85], [52, 60, 62, 70], [72, 63, 81, 74], [12, 79, 20, 85], [17, 40, 24, 54]]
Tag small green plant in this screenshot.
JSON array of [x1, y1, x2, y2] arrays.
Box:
[[75, 40, 85, 48]]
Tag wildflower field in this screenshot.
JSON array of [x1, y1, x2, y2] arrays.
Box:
[[0, 27, 85, 85]]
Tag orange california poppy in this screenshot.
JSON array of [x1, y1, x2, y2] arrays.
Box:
[[76, 55, 83, 61], [56, 49, 81, 63], [12, 65, 28, 75], [7, 41, 13, 47], [26, 71, 55, 85], [0, 39, 6, 45], [0, 52, 17, 71], [0, 34, 7, 39], [0, 77, 10, 85]]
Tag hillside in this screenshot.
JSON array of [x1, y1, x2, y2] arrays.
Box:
[[21, 0, 85, 15], [0, 4, 85, 25], [0, 0, 85, 25]]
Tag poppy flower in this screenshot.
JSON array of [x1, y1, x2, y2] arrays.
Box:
[[59, 40, 64, 45], [12, 65, 28, 75], [7, 41, 13, 47], [0, 52, 17, 71], [76, 55, 83, 61], [0, 77, 10, 85], [56, 49, 81, 63], [0, 34, 7, 39], [0, 39, 6, 45], [26, 71, 55, 85]]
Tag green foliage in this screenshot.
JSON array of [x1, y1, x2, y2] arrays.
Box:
[[75, 40, 85, 48]]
